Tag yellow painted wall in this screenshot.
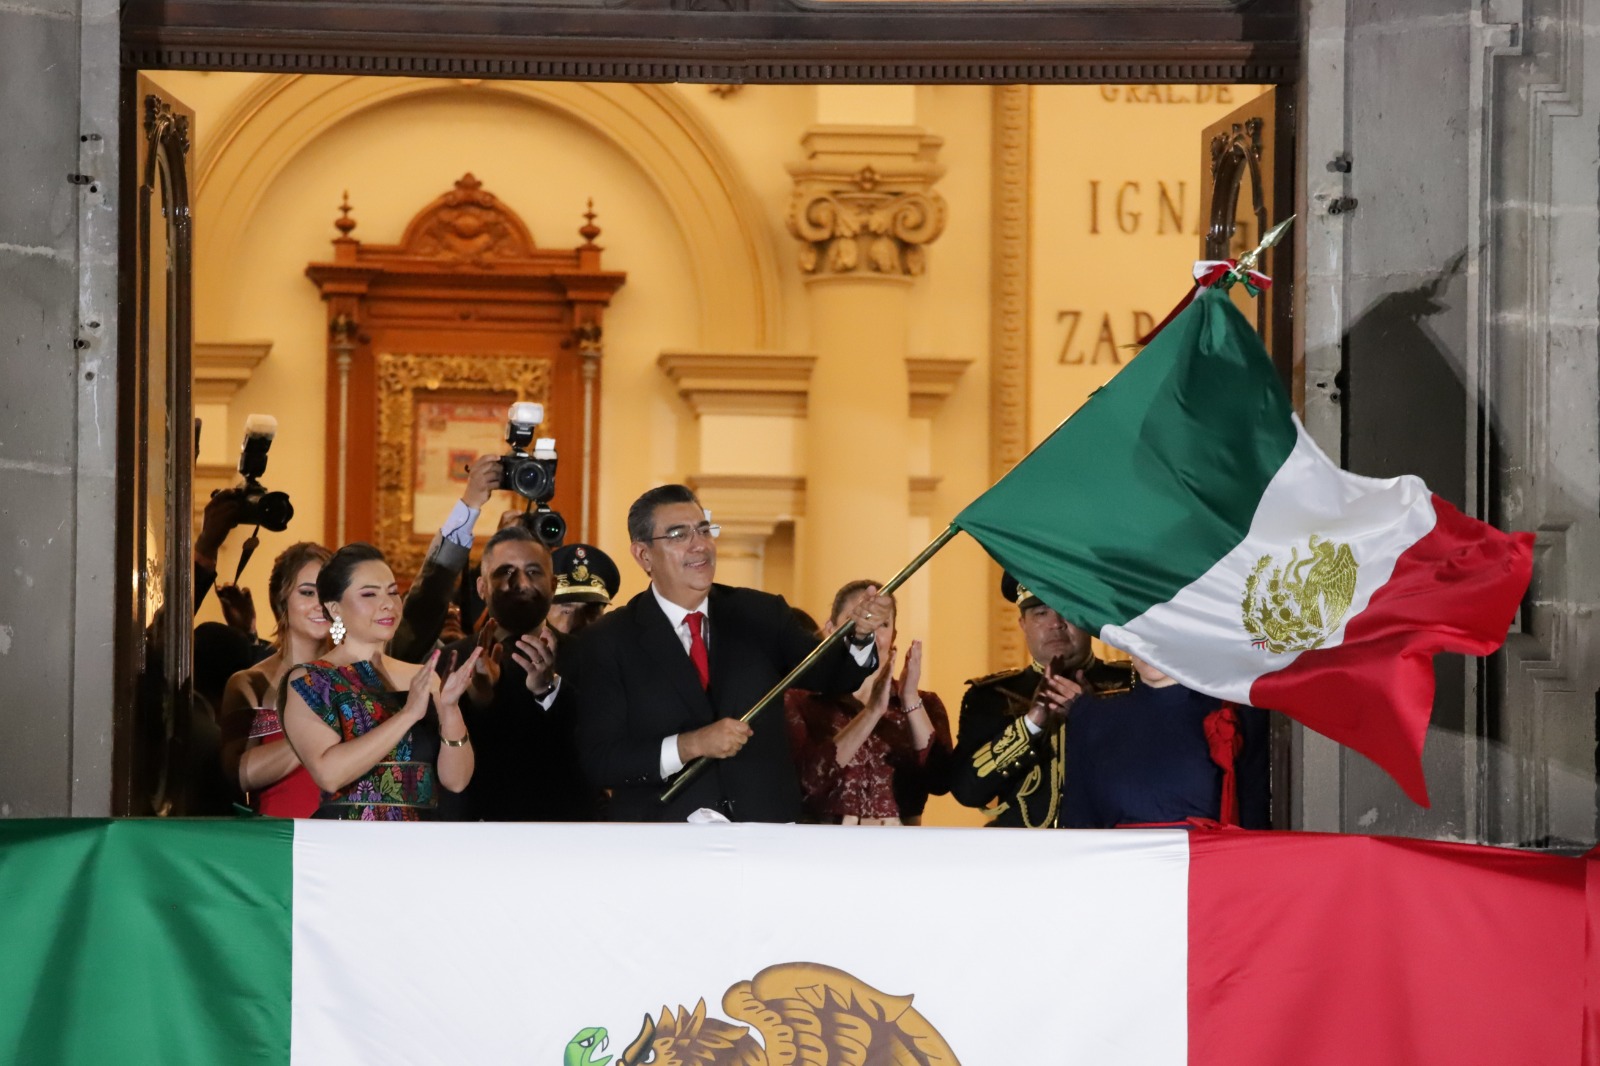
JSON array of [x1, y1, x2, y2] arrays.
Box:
[[148, 73, 1269, 828], [1028, 84, 1268, 444]]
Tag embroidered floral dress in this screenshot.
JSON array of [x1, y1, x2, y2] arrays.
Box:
[[289, 660, 441, 821]]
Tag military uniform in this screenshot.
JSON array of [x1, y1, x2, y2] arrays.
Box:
[[552, 543, 620, 606], [948, 658, 1134, 828]]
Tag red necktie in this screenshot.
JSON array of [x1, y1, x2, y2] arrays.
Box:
[[685, 611, 710, 690]]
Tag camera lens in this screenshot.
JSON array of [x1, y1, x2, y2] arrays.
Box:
[[257, 491, 295, 533], [510, 461, 553, 501], [532, 510, 566, 548]]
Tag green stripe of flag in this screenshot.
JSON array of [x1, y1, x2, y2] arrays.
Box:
[[955, 288, 1296, 625], [0, 818, 293, 1065]]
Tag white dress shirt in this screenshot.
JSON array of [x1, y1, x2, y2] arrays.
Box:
[[439, 499, 480, 548], [652, 585, 875, 779]]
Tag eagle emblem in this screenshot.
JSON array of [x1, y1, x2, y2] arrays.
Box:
[[1241, 535, 1359, 654], [564, 962, 960, 1066]]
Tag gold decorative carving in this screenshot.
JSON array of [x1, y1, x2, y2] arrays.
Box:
[[374, 352, 553, 580], [786, 126, 947, 277], [398, 173, 537, 266], [990, 86, 1032, 672]]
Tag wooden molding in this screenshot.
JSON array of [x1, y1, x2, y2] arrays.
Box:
[[659, 351, 817, 417], [123, 1, 1300, 83], [906, 355, 971, 419], [194, 340, 271, 405]]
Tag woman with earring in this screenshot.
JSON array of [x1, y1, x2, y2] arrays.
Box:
[[281, 543, 479, 820], [219, 541, 333, 818]]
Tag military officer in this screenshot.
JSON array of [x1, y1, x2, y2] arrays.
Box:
[[548, 543, 621, 637], [948, 572, 1134, 828]]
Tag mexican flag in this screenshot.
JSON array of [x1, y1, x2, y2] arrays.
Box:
[[954, 287, 1533, 804], [0, 819, 1590, 1065]]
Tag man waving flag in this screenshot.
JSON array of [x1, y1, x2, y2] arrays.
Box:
[[954, 285, 1532, 805]]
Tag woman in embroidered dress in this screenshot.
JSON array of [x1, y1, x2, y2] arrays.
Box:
[[219, 541, 332, 818], [784, 581, 952, 825], [281, 543, 479, 820]]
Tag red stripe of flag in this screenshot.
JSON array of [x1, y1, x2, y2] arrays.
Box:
[[1249, 494, 1533, 806], [1188, 828, 1587, 1065]]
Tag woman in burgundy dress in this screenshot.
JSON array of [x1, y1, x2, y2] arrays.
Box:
[[219, 541, 332, 817], [785, 581, 952, 825]]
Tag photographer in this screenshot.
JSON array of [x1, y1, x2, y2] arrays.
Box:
[[435, 523, 597, 822], [389, 454, 503, 662], [194, 487, 247, 609]]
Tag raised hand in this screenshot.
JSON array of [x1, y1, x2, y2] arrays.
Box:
[[510, 627, 559, 696], [438, 646, 483, 709], [215, 584, 257, 636], [847, 586, 897, 645], [403, 649, 442, 722], [462, 454, 503, 510], [466, 624, 503, 705], [1026, 665, 1083, 729], [898, 638, 922, 700]]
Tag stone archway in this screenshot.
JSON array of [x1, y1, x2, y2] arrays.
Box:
[[191, 75, 782, 350]]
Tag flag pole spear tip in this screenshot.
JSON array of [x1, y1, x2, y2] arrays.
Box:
[[1232, 214, 1296, 278]]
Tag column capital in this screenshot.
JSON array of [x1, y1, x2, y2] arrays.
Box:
[[786, 125, 947, 278]]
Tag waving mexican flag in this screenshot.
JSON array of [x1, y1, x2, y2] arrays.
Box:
[[955, 286, 1533, 805]]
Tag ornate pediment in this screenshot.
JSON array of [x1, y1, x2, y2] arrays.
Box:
[[397, 173, 537, 266]]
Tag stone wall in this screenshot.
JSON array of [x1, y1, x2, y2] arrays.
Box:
[[1301, 0, 1600, 844], [0, 0, 118, 816]]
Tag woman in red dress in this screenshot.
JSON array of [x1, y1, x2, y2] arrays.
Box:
[[785, 581, 952, 825], [218, 541, 332, 817]]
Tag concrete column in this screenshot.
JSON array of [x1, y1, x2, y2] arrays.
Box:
[[786, 125, 945, 616]]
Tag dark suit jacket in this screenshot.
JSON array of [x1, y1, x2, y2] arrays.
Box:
[[391, 531, 471, 663], [435, 631, 597, 822], [574, 583, 875, 823]]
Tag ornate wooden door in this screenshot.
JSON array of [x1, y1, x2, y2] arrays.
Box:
[[307, 176, 625, 580], [1198, 88, 1296, 391], [116, 76, 196, 815]]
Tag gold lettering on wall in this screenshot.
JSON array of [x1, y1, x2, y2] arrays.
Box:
[[1090, 180, 1200, 236], [1056, 310, 1156, 365], [1097, 86, 1237, 105]]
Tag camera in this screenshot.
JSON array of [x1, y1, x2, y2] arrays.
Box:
[[228, 414, 294, 532], [498, 402, 566, 548]]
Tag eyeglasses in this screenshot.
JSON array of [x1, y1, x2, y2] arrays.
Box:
[[644, 522, 721, 546]]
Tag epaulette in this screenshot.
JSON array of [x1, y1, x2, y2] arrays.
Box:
[[963, 665, 1035, 688]]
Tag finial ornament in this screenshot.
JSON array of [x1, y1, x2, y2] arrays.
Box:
[[1229, 214, 1295, 283], [579, 199, 601, 247], [334, 191, 357, 238]]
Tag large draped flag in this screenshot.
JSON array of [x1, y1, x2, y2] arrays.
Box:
[[1, 819, 1592, 1065], [954, 286, 1533, 805]]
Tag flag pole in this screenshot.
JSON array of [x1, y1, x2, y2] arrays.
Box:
[[663, 216, 1299, 806], [659, 522, 962, 805]]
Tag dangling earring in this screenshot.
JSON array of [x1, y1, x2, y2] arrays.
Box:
[[329, 614, 346, 646]]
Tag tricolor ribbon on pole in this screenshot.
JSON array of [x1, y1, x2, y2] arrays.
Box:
[[1136, 259, 1274, 346]]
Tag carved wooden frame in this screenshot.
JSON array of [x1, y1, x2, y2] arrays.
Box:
[[374, 352, 554, 581], [116, 80, 197, 816]]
